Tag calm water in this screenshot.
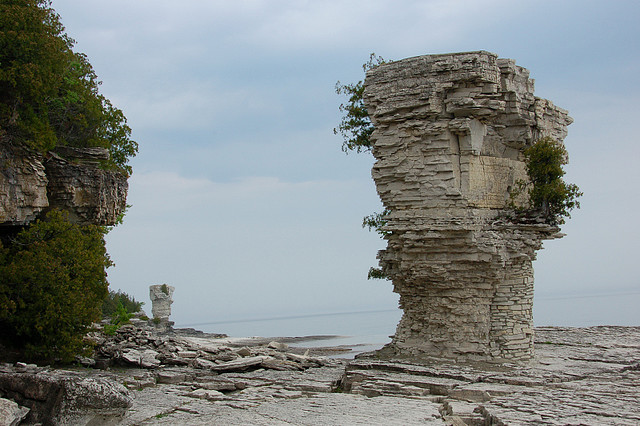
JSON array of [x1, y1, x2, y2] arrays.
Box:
[[178, 309, 403, 358], [175, 291, 639, 358]]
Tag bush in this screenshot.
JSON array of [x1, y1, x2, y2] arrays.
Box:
[[510, 137, 582, 224], [0, 0, 137, 174], [102, 301, 133, 336], [335, 54, 390, 279], [334, 53, 385, 153], [102, 289, 143, 318], [0, 210, 111, 362]]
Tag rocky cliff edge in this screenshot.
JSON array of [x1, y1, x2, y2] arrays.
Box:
[[0, 142, 128, 235]]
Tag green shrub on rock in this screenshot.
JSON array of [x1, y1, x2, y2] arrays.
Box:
[[510, 137, 582, 225], [0, 210, 111, 362]]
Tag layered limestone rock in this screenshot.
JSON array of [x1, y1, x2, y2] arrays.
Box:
[[150, 284, 175, 323], [363, 51, 572, 361], [0, 143, 127, 236], [0, 144, 48, 227], [45, 146, 128, 226], [0, 363, 131, 425]]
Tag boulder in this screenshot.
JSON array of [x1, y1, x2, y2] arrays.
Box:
[[120, 349, 161, 368], [0, 363, 132, 425], [0, 397, 29, 426]]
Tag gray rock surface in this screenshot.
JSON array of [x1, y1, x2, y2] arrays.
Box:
[[0, 144, 48, 226], [363, 51, 573, 361], [2, 326, 636, 424], [347, 326, 640, 425], [149, 285, 175, 323], [0, 363, 131, 425], [0, 397, 29, 426], [0, 143, 128, 230], [44, 148, 128, 226]]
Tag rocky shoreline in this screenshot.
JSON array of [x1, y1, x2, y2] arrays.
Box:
[[1, 323, 639, 425]]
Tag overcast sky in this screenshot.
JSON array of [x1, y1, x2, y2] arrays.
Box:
[[52, 0, 639, 330]]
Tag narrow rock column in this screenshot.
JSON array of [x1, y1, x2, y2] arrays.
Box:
[[364, 51, 572, 362], [149, 284, 175, 324]]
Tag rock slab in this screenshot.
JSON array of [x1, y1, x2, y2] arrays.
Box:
[[108, 326, 640, 425], [0, 363, 132, 425]]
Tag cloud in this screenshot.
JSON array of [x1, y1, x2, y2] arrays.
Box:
[[52, 0, 640, 328]]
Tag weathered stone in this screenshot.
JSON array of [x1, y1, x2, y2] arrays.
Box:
[[259, 358, 304, 371], [150, 284, 175, 322], [207, 356, 271, 373], [0, 397, 29, 426], [43, 148, 128, 226], [23, 325, 632, 425], [186, 388, 225, 401], [177, 350, 198, 359], [0, 144, 48, 227], [267, 341, 289, 351], [234, 347, 252, 357], [0, 364, 131, 425], [0, 142, 128, 241], [345, 326, 640, 425], [156, 369, 191, 385], [363, 51, 572, 362]]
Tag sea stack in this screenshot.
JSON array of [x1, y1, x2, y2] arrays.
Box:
[[150, 284, 175, 326], [364, 51, 572, 361]]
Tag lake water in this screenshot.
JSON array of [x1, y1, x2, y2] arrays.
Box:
[[177, 309, 403, 358], [175, 291, 639, 358]]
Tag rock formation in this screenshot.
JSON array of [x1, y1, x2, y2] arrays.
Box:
[[0, 362, 131, 425], [150, 284, 175, 323], [0, 143, 128, 239], [363, 51, 572, 361], [19, 325, 639, 425]]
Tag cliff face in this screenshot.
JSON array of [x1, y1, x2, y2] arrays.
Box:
[[0, 143, 128, 236], [0, 144, 48, 226], [364, 51, 572, 362]]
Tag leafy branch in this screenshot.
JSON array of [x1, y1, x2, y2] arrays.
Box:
[[509, 137, 582, 225], [334, 53, 385, 154]]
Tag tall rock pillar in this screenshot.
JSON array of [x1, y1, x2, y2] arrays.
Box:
[[364, 51, 572, 361], [150, 284, 175, 325]]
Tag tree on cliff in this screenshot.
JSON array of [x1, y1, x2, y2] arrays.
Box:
[[510, 137, 582, 225], [0, 210, 111, 362], [334, 53, 385, 153], [335, 54, 390, 279], [0, 0, 137, 175]]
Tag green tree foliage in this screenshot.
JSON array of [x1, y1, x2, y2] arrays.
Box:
[[361, 210, 390, 279], [0, 0, 137, 175], [334, 53, 385, 153], [102, 289, 143, 318], [0, 210, 111, 362], [102, 301, 133, 336], [336, 54, 389, 278], [510, 137, 582, 225]]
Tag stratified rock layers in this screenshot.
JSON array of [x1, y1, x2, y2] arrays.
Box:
[[0, 144, 127, 229], [364, 51, 572, 361]]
